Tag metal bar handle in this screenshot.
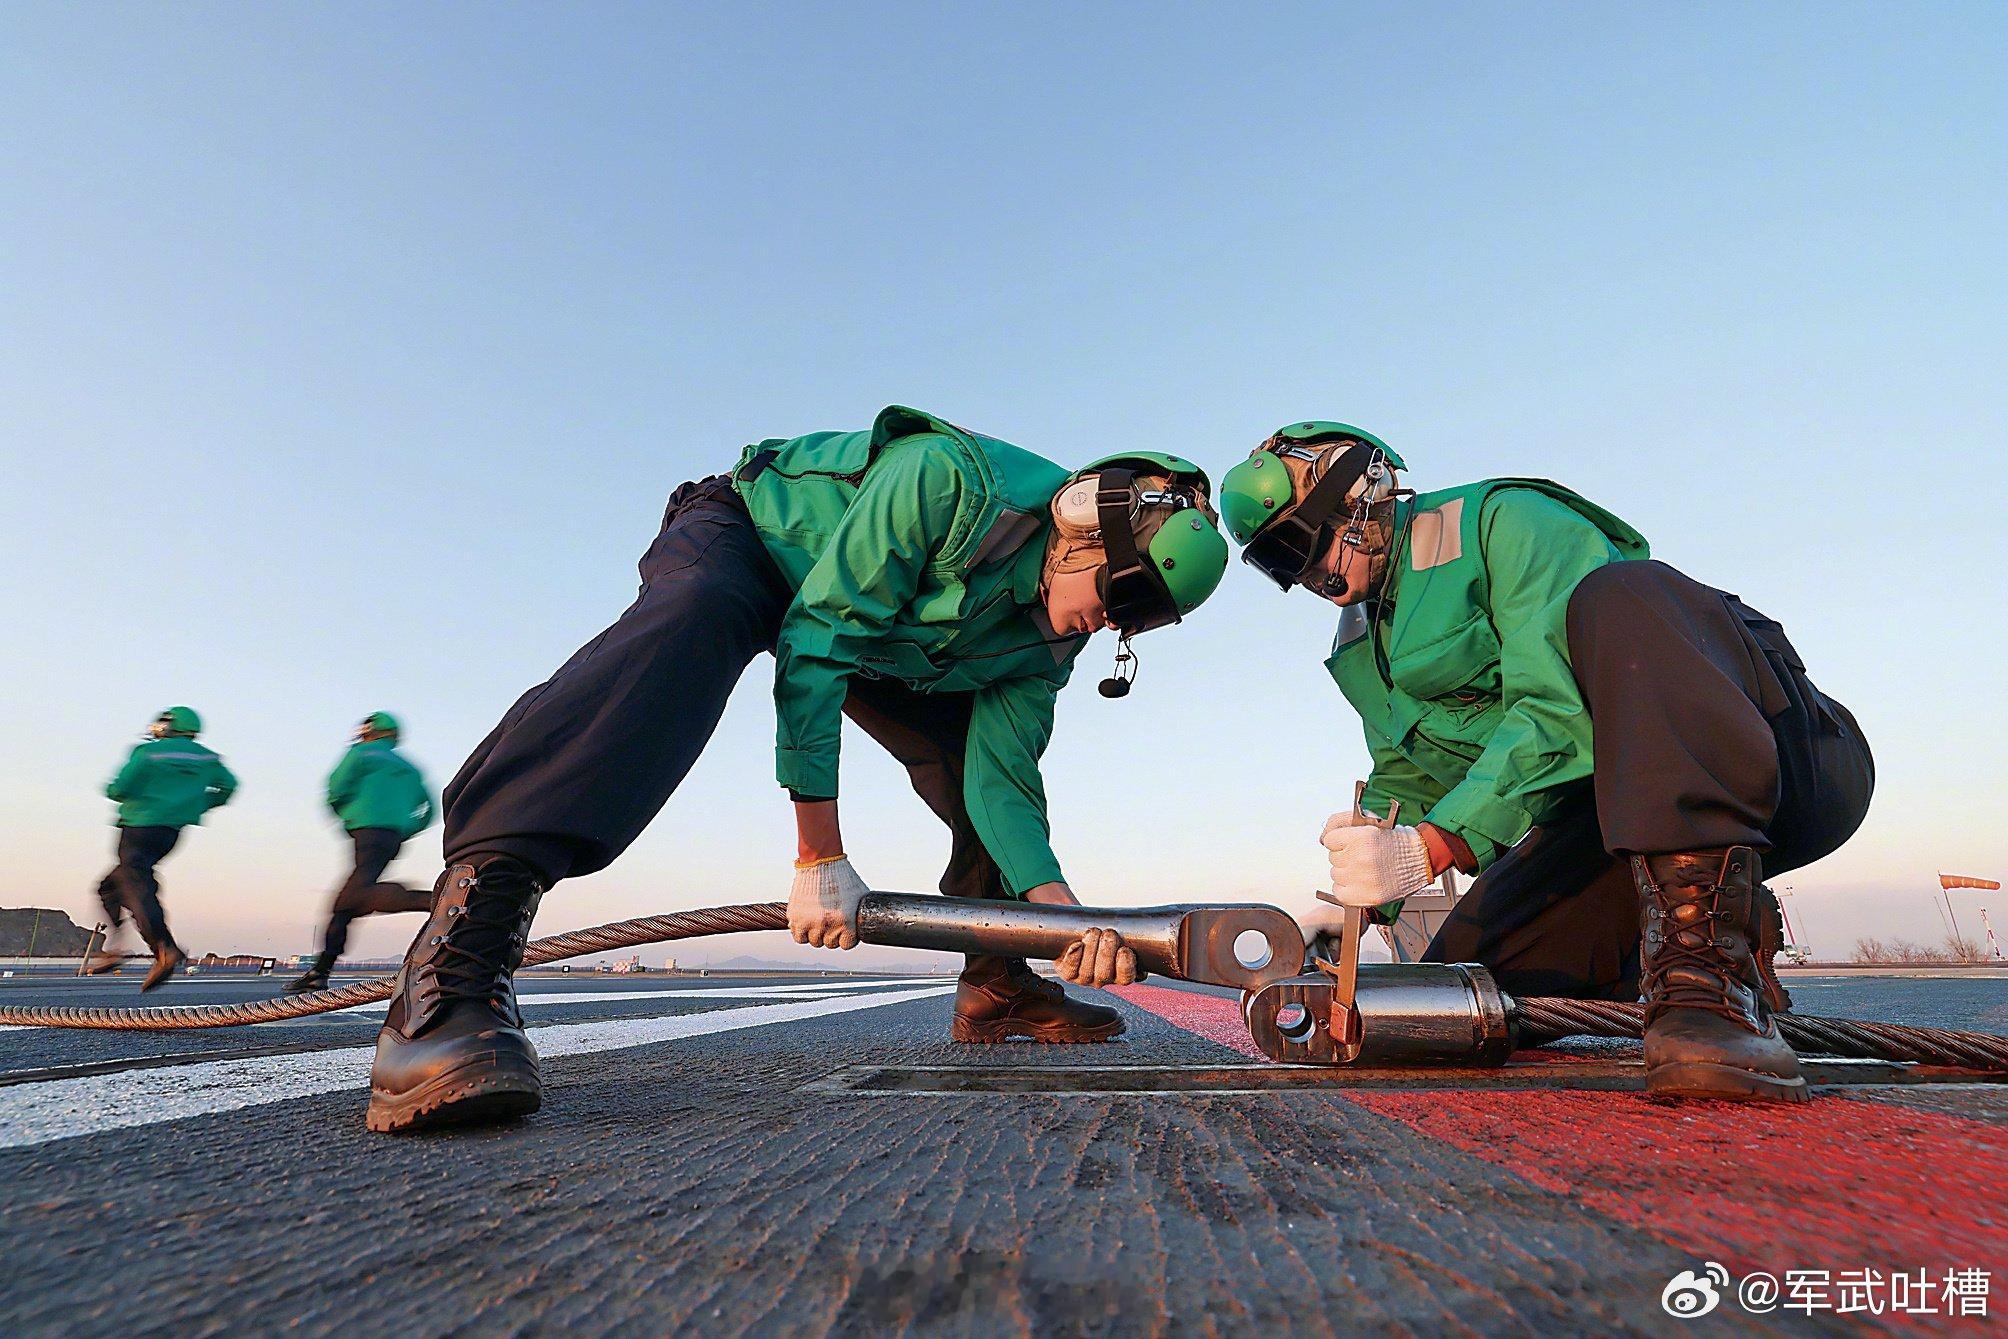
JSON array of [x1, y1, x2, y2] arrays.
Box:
[[854, 892, 1303, 991]]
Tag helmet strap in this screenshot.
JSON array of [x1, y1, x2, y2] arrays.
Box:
[[1309, 493, 1408, 601], [1096, 467, 1177, 631]]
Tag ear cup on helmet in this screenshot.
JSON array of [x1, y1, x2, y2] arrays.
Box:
[[1051, 476, 1105, 540]]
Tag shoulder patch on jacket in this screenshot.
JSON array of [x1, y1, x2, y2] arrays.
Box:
[[966, 508, 1044, 570], [1408, 498, 1464, 571]]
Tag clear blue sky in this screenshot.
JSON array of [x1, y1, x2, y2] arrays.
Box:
[[3, 2, 2003, 964]]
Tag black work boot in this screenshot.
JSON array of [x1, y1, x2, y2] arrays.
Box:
[[284, 954, 334, 995], [950, 956, 1126, 1044], [366, 858, 546, 1133], [1636, 848, 1807, 1103]]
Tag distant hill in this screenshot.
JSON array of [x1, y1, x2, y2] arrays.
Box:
[[0, 908, 94, 957]]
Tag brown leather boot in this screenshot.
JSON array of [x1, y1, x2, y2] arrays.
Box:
[[83, 946, 125, 975], [367, 858, 545, 1133], [1636, 848, 1807, 1103], [1751, 882, 1795, 1015], [140, 944, 185, 992], [950, 956, 1126, 1044]]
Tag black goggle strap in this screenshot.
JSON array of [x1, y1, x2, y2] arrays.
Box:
[[1244, 441, 1379, 585], [1095, 467, 1179, 632]]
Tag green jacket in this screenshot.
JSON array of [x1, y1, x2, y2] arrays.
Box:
[[733, 406, 1087, 894], [105, 738, 238, 829], [326, 739, 436, 839], [1325, 479, 1649, 870]]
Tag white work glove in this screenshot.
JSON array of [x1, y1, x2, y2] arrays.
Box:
[[1319, 805, 1378, 843], [1053, 927, 1145, 987], [1320, 823, 1435, 910], [789, 856, 869, 950]]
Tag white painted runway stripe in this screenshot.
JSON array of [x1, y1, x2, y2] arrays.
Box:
[[0, 984, 953, 1152]]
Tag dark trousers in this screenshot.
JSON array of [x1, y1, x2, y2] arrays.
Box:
[[320, 827, 428, 960], [441, 478, 1012, 960], [95, 825, 181, 952], [1425, 560, 1874, 1000]]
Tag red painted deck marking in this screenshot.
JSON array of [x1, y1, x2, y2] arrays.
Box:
[[1113, 984, 1262, 1057], [1114, 985, 2008, 1273]]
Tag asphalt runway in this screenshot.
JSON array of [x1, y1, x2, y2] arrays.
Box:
[[0, 970, 2000, 1336]]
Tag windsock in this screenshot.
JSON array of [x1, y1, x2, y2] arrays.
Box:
[[1940, 874, 2002, 891]]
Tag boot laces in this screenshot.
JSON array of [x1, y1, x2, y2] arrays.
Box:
[[1003, 958, 1063, 999], [428, 891, 526, 1004], [1648, 876, 1754, 1020]]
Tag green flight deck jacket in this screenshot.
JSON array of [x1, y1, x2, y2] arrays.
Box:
[[732, 406, 1087, 895], [1324, 479, 1650, 870], [327, 739, 437, 839], [105, 738, 238, 829]]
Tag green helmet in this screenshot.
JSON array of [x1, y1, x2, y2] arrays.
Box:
[[152, 706, 201, 738], [361, 710, 401, 739], [1220, 422, 1405, 546], [1144, 508, 1230, 616], [1219, 452, 1295, 546], [1068, 451, 1229, 631], [1078, 449, 1211, 489]]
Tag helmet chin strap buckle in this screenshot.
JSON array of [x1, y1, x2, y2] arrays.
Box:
[[1098, 634, 1138, 699]]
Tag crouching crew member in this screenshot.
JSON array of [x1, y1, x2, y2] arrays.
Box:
[[1219, 422, 1873, 1102], [285, 711, 436, 994], [366, 406, 1229, 1132], [88, 707, 237, 990]]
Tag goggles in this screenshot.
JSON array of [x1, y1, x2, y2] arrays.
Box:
[[1239, 440, 1383, 590]]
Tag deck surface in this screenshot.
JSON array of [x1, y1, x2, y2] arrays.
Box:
[[0, 969, 2000, 1335]]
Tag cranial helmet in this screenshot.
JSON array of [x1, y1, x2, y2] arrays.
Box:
[[1046, 451, 1229, 633], [357, 710, 401, 742], [150, 706, 202, 739], [1218, 422, 1405, 591]]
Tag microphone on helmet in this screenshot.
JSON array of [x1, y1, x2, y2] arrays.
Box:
[[1099, 634, 1138, 698]]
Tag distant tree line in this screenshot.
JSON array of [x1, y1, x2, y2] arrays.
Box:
[[1850, 935, 1993, 965]]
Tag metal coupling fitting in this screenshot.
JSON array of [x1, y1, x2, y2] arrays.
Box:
[[1242, 962, 1516, 1066]]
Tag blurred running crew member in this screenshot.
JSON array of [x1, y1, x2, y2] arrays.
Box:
[[87, 707, 237, 991], [285, 712, 436, 994]]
